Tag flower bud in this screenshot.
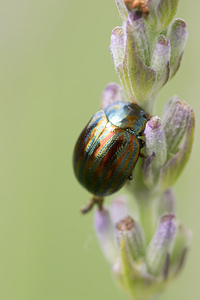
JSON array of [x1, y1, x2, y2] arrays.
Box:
[[109, 195, 130, 225], [142, 151, 156, 188], [146, 0, 180, 33], [110, 18, 156, 105], [158, 189, 176, 216], [159, 97, 195, 190], [115, 215, 156, 300], [124, 20, 156, 104], [169, 224, 192, 278], [144, 117, 167, 172], [146, 214, 176, 276], [167, 19, 188, 79], [115, 216, 145, 261], [128, 12, 151, 66], [162, 97, 193, 154], [115, 0, 129, 21], [150, 35, 170, 94], [110, 26, 125, 69], [110, 26, 133, 97], [94, 208, 118, 264], [101, 83, 127, 109]]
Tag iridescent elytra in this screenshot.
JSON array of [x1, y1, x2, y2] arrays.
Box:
[[73, 101, 148, 209]]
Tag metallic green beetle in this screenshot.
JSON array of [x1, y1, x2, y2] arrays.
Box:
[[73, 101, 148, 212]]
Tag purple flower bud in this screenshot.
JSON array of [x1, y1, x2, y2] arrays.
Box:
[[101, 83, 127, 109], [159, 97, 195, 190], [144, 116, 167, 171], [110, 27, 133, 98], [162, 96, 190, 155], [167, 19, 188, 78], [150, 35, 170, 93], [115, 216, 145, 261], [146, 214, 176, 276], [110, 26, 125, 68], [94, 208, 118, 264], [142, 117, 167, 188]]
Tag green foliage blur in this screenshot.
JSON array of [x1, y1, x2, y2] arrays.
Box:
[[0, 1, 199, 299]]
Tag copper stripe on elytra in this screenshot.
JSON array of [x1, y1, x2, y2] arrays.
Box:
[[87, 129, 129, 191], [96, 135, 140, 195], [82, 126, 119, 188], [74, 112, 107, 177]]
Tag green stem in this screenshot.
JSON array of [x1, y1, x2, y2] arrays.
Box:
[[138, 197, 156, 244], [142, 97, 156, 115]]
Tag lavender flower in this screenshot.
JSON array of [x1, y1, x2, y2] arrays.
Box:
[[83, 0, 195, 299]]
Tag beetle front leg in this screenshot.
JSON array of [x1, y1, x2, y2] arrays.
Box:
[[138, 138, 147, 158], [81, 196, 104, 214], [128, 173, 133, 181], [138, 138, 145, 148]]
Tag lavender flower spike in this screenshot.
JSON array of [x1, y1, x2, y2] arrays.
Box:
[[86, 0, 195, 298]]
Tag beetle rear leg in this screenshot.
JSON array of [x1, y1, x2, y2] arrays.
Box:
[[81, 195, 104, 214]]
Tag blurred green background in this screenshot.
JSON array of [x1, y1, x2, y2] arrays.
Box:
[[0, 0, 199, 299]]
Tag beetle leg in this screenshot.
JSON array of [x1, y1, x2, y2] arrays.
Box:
[[139, 152, 147, 158], [138, 138, 145, 148], [138, 138, 147, 158], [81, 196, 104, 214], [128, 173, 133, 181], [144, 112, 151, 121]]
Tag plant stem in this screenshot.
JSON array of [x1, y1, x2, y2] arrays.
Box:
[[137, 196, 156, 244]]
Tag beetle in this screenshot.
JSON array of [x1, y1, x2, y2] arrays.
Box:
[[73, 101, 148, 213]]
